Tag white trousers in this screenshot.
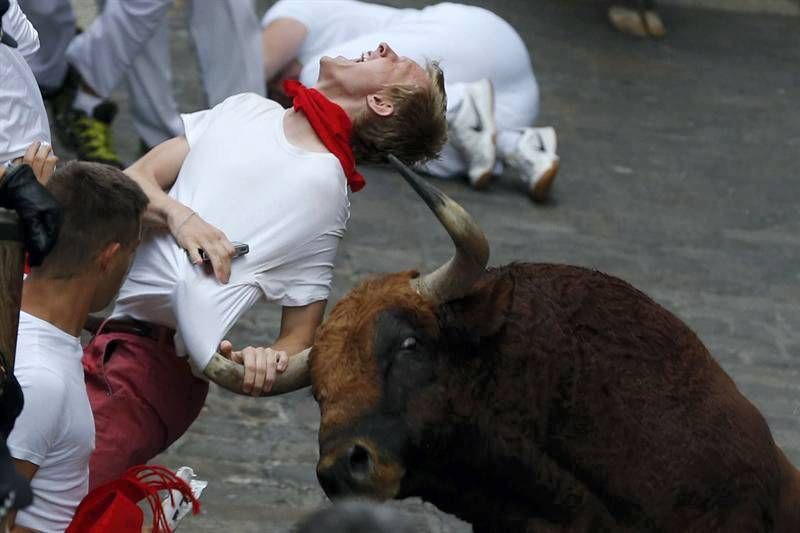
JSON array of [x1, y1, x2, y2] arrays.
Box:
[[267, 0, 539, 177], [19, 0, 264, 147]]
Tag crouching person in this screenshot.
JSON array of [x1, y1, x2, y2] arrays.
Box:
[[6, 162, 148, 532]]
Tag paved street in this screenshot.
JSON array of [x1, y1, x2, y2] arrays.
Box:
[[59, 0, 800, 530]]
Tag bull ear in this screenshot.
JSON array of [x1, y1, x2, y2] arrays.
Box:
[[440, 273, 514, 342]]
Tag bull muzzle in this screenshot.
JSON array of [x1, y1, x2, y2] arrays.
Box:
[[316, 438, 404, 501]]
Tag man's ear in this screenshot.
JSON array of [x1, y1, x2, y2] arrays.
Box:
[[96, 242, 122, 273], [366, 93, 394, 117]]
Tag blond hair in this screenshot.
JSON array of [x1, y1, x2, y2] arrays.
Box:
[[350, 61, 448, 166]]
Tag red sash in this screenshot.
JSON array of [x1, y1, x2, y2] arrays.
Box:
[[283, 80, 365, 192]]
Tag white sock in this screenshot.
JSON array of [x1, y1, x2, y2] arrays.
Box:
[[72, 88, 103, 116], [497, 130, 523, 161]]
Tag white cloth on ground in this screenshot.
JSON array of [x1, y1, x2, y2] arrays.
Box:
[[111, 93, 349, 374], [7, 312, 95, 533], [262, 0, 539, 177], [0, 0, 50, 164]]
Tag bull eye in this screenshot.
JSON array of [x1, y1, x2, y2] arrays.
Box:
[[401, 336, 417, 351]]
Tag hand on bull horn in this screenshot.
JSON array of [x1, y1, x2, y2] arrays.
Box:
[[205, 341, 312, 397], [218, 340, 290, 396]]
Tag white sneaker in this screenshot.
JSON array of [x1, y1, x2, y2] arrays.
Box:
[[505, 127, 560, 203], [449, 79, 497, 189], [161, 466, 208, 530]]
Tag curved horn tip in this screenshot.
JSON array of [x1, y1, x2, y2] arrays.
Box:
[[388, 156, 491, 303]]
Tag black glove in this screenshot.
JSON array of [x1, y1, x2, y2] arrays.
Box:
[[0, 369, 22, 437], [0, 164, 62, 266]]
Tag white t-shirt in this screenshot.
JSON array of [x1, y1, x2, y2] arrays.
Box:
[[0, 0, 50, 164], [7, 312, 95, 533], [112, 93, 349, 373]]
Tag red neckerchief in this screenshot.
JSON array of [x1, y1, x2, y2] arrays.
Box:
[[283, 79, 365, 192]]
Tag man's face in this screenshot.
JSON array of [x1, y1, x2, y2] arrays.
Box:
[[317, 42, 429, 98]]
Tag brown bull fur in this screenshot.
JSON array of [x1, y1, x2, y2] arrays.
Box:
[[310, 264, 800, 532]]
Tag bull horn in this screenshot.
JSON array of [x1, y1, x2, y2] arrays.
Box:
[[388, 154, 489, 303], [202, 348, 311, 396]]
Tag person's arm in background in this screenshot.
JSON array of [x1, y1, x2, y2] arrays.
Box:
[[262, 17, 307, 83], [6, 460, 37, 532], [125, 137, 235, 283], [11, 141, 57, 183], [219, 300, 326, 396], [0, 143, 61, 266]]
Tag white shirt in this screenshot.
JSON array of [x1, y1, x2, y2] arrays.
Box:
[[0, 0, 50, 165], [112, 93, 349, 373], [7, 312, 95, 533]]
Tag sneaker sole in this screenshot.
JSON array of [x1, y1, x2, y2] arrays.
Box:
[[529, 158, 560, 203], [608, 6, 648, 38]]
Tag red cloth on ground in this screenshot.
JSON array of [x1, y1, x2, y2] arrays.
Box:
[[82, 332, 208, 490], [283, 79, 365, 192], [67, 465, 200, 533]]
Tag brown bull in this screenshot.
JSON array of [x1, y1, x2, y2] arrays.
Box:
[[204, 159, 800, 532]]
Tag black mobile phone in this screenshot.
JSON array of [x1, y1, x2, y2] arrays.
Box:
[[199, 242, 249, 262]]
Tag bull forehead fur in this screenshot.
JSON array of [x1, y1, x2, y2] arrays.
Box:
[[311, 270, 438, 439]]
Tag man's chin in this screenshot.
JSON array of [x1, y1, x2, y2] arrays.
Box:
[[321, 55, 354, 67]]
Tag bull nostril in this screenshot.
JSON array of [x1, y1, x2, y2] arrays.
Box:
[[348, 444, 372, 479], [317, 466, 341, 499]]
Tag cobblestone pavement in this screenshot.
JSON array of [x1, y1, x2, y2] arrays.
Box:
[[60, 1, 800, 530]]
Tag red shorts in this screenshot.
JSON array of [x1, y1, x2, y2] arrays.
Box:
[[82, 331, 209, 490]]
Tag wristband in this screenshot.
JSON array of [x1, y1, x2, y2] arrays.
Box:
[[175, 210, 196, 238]]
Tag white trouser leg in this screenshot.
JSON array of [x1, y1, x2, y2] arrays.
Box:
[[190, 0, 265, 103], [17, 0, 75, 90], [65, 0, 172, 97], [418, 82, 467, 177], [125, 17, 183, 147], [496, 130, 523, 160]]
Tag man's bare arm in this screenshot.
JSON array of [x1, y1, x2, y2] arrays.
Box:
[[274, 300, 326, 355], [262, 18, 308, 83], [219, 300, 326, 395], [124, 136, 191, 229], [125, 137, 236, 283]]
